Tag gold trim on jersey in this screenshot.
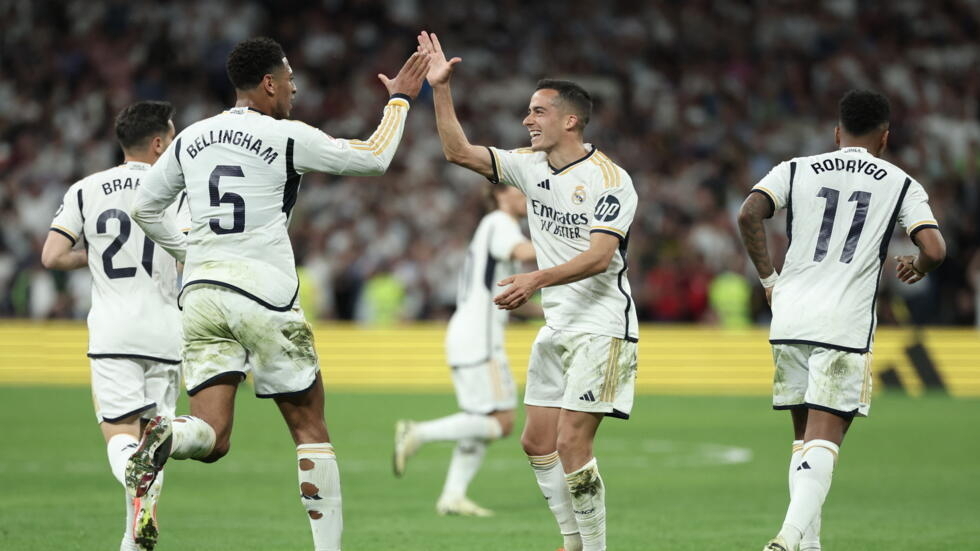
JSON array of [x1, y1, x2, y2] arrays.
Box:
[[907, 220, 939, 234], [387, 97, 410, 109], [51, 225, 79, 240], [589, 151, 622, 188], [753, 185, 778, 206], [515, 148, 535, 154], [350, 102, 407, 156], [590, 225, 625, 237]]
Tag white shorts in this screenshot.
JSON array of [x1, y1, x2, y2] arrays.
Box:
[[182, 285, 319, 398], [451, 354, 517, 414], [772, 343, 873, 418], [524, 326, 637, 419], [90, 357, 180, 423]]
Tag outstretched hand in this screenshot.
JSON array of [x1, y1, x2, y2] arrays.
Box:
[[378, 51, 430, 100], [417, 30, 461, 86]]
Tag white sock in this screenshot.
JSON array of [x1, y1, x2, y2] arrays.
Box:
[[414, 413, 502, 443], [439, 438, 487, 501], [565, 457, 606, 551], [298, 443, 343, 551], [107, 434, 139, 545], [780, 439, 838, 549], [789, 440, 822, 550], [171, 415, 216, 460], [529, 452, 580, 546]]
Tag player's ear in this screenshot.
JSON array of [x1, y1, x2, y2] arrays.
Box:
[[565, 114, 578, 132], [262, 73, 276, 96], [879, 129, 889, 155], [834, 125, 841, 147]]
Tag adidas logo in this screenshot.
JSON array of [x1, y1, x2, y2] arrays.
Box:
[[579, 390, 596, 402], [537, 179, 551, 190], [797, 461, 811, 471]]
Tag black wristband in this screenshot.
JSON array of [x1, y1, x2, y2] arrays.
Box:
[[389, 93, 412, 104]]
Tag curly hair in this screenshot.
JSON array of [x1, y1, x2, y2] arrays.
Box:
[[839, 89, 890, 136], [114, 101, 174, 150], [226, 37, 286, 90]]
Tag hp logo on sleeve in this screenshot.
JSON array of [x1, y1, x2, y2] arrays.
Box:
[[594, 195, 621, 222]]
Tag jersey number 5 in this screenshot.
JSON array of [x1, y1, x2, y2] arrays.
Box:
[[814, 187, 872, 264], [209, 165, 246, 234]]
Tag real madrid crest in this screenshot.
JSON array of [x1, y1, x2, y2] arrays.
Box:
[[571, 185, 586, 205]]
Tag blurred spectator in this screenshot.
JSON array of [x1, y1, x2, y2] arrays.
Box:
[[1, 0, 977, 326]]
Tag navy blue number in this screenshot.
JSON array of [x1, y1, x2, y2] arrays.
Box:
[[813, 187, 839, 262], [840, 191, 871, 263], [209, 165, 246, 234], [97, 209, 154, 279], [813, 187, 872, 264]]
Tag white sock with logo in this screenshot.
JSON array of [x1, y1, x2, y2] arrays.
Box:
[[780, 439, 838, 549], [528, 452, 581, 551], [565, 457, 606, 551], [439, 438, 488, 502], [107, 434, 139, 547], [414, 413, 502, 443], [170, 415, 216, 460], [789, 440, 822, 550], [298, 443, 343, 551]]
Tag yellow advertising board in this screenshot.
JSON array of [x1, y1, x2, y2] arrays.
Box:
[[1, 322, 977, 396]]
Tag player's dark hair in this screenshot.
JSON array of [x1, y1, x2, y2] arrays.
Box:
[[114, 101, 175, 150], [536, 79, 593, 131], [226, 37, 286, 90], [839, 89, 890, 136]]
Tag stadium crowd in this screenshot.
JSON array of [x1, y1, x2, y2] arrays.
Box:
[[1, 0, 978, 326]]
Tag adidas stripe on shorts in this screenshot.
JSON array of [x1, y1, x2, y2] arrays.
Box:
[[523, 325, 637, 419]]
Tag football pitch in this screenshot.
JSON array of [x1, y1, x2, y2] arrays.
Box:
[[1, 387, 977, 550]]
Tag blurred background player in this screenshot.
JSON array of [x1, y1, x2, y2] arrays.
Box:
[[417, 31, 639, 551], [124, 37, 427, 551], [41, 101, 185, 551], [393, 184, 538, 516], [738, 90, 946, 551]]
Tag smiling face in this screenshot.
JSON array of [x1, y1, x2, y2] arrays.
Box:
[[523, 88, 574, 152]]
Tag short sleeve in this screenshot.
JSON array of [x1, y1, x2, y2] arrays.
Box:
[[488, 214, 528, 261], [589, 172, 637, 242], [487, 147, 530, 192], [899, 180, 938, 238], [50, 184, 84, 245], [751, 161, 794, 215]]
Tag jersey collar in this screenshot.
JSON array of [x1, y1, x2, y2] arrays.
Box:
[[124, 161, 151, 170], [227, 106, 269, 116], [840, 146, 870, 155], [548, 144, 597, 175]]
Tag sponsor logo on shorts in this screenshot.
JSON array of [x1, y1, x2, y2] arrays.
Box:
[[579, 390, 597, 402]]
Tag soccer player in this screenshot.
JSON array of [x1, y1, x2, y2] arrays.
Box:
[[41, 101, 184, 551], [416, 31, 639, 551], [125, 37, 428, 551], [393, 185, 537, 517], [738, 90, 946, 551]]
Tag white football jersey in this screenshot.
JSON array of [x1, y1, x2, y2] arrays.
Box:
[[49, 161, 186, 361], [753, 146, 938, 352], [488, 145, 639, 342], [131, 96, 411, 310], [445, 210, 529, 366]]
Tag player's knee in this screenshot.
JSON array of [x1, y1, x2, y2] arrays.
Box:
[[520, 432, 553, 456], [555, 431, 589, 462], [200, 440, 231, 463]]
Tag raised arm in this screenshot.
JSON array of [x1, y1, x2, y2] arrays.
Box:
[[295, 52, 428, 177], [738, 191, 778, 304], [418, 31, 494, 178]]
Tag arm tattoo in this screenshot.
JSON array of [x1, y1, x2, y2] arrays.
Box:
[[738, 193, 775, 278]]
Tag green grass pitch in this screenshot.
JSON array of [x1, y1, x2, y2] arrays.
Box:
[[1, 387, 978, 550]]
